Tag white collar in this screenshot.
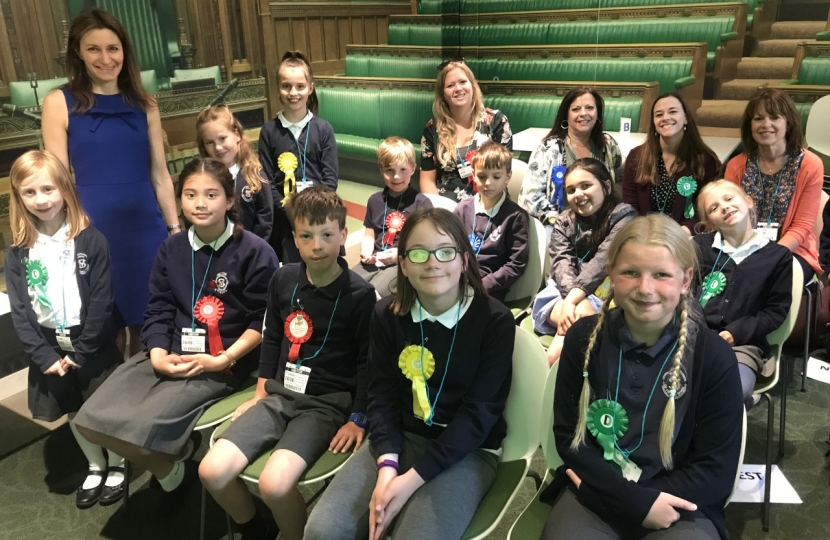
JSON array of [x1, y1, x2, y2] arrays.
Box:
[[473, 191, 506, 217], [712, 230, 768, 254], [228, 163, 240, 178], [188, 220, 234, 251], [35, 220, 70, 245], [278, 110, 313, 131], [411, 287, 474, 328]]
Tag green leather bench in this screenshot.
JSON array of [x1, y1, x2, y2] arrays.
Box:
[[417, 0, 776, 37], [344, 42, 707, 110], [390, 2, 746, 84], [315, 76, 656, 182], [9, 78, 68, 108], [781, 43, 830, 86]]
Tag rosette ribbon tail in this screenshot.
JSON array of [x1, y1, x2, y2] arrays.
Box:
[[383, 229, 396, 246], [411, 378, 432, 421], [684, 196, 695, 219], [398, 344, 436, 423], [283, 171, 296, 201], [33, 285, 52, 310], [596, 432, 617, 461], [288, 342, 301, 363]]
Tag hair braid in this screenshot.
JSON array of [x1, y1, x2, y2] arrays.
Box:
[[657, 296, 690, 469], [571, 290, 614, 451]]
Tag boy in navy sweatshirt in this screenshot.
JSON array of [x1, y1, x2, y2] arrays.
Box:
[[199, 186, 376, 540], [453, 141, 530, 302]]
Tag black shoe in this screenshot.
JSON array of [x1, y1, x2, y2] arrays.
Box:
[[98, 466, 127, 507], [75, 470, 106, 509], [237, 512, 279, 540]]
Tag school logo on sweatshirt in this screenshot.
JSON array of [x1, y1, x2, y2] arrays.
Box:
[[489, 225, 503, 243], [76, 253, 89, 275], [214, 272, 229, 294], [241, 185, 253, 202]]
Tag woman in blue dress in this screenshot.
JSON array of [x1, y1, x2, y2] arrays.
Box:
[[43, 8, 179, 357]]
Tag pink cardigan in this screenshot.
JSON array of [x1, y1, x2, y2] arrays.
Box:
[[724, 149, 824, 274]]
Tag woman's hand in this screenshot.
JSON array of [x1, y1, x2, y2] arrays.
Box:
[[642, 492, 697, 529], [370, 469, 425, 540]]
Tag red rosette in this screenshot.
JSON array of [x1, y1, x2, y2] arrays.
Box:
[[383, 211, 406, 246], [194, 296, 225, 356], [284, 310, 314, 363], [465, 149, 479, 192], [465, 149, 477, 165]]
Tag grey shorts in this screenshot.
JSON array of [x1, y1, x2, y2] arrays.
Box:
[[219, 380, 352, 466]]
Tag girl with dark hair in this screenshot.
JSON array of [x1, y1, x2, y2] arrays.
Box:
[[42, 8, 179, 357], [258, 50, 339, 263], [520, 87, 623, 228], [724, 88, 823, 283], [532, 158, 636, 365], [621, 92, 721, 234], [304, 207, 514, 540], [73, 157, 278, 503]]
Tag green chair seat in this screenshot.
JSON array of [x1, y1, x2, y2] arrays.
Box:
[[461, 459, 529, 540], [507, 473, 553, 540], [520, 311, 555, 349], [195, 382, 256, 431], [9, 78, 68, 107]]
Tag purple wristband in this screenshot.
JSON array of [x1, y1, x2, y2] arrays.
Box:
[[377, 459, 399, 472]]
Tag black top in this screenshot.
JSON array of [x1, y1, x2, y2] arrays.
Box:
[[453, 195, 530, 301], [258, 259, 376, 414], [6, 226, 117, 371], [363, 187, 432, 253], [546, 310, 743, 540], [142, 230, 278, 377], [235, 170, 274, 240], [257, 115, 339, 204], [368, 293, 514, 481], [693, 232, 792, 356]]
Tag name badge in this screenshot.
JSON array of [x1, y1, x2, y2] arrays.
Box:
[[457, 163, 473, 179], [181, 328, 206, 353], [612, 449, 642, 482], [284, 362, 311, 394], [297, 180, 311, 193], [56, 329, 74, 352], [755, 222, 780, 243]]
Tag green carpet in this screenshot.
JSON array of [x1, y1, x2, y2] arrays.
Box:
[[0, 354, 828, 539]]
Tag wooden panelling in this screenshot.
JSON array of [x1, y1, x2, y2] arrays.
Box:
[[0, 0, 66, 83]]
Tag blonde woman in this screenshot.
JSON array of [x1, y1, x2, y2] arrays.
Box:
[[419, 60, 513, 202]]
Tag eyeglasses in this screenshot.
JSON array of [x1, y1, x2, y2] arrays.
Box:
[[437, 58, 465, 71], [404, 247, 460, 264]]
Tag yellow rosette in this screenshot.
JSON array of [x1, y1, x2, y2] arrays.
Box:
[[594, 277, 611, 300], [399, 344, 435, 421], [278, 152, 299, 201]]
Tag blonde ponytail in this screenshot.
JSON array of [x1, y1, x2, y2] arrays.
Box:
[[657, 296, 691, 469]]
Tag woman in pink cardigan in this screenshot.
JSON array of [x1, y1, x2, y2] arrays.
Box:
[[725, 88, 824, 282]]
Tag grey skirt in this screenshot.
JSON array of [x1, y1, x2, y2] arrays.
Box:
[[73, 352, 238, 455]]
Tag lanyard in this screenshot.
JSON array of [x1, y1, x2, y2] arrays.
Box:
[[470, 211, 493, 256], [42, 244, 71, 331], [190, 238, 218, 331], [758, 164, 786, 225], [417, 299, 462, 426], [289, 282, 341, 367], [381, 194, 405, 250], [291, 123, 311, 185], [574, 222, 591, 269], [611, 339, 679, 460]]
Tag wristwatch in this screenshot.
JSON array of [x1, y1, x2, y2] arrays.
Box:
[[348, 412, 368, 429], [167, 223, 181, 231]]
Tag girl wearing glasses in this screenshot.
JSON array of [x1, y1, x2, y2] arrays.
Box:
[[305, 208, 514, 540], [420, 60, 513, 203]]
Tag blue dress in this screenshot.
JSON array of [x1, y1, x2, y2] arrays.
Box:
[[63, 88, 167, 326]]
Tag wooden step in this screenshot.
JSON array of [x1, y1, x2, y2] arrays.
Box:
[[736, 57, 793, 79], [719, 78, 782, 100], [755, 39, 809, 58], [770, 21, 826, 40], [695, 100, 748, 129]]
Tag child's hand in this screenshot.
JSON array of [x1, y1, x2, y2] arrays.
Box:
[[574, 299, 596, 320], [559, 301, 578, 333], [154, 354, 203, 378], [180, 353, 227, 372], [232, 396, 262, 421], [370, 470, 424, 540], [369, 467, 398, 540], [718, 331, 735, 346], [376, 248, 398, 266], [60, 356, 80, 371], [565, 468, 582, 488], [360, 251, 377, 265], [642, 492, 697, 529], [44, 360, 67, 377], [328, 421, 365, 454]]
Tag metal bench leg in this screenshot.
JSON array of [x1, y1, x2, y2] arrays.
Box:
[[802, 285, 814, 392], [762, 393, 774, 532], [778, 358, 788, 461], [200, 485, 207, 540], [122, 461, 131, 514], [226, 511, 234, 539]]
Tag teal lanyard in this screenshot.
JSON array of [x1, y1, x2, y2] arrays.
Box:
[[190, 238, 218, 331], [289, 282, 341, 367], [759, 165, 786, 225], [574, 223, 591, 269], [291, 121, 311, 184], [43, 244, 70, 332], [471, 211, 493, 257], [417, 299, 462, 426], [611, 339, 679, 460], [381, 194, 404, 250]]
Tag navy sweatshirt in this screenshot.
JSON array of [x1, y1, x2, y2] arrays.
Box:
[[235, 169, 273, 240], [364, 186, 433, 253], [368, 293, 514, 481], [694, 232, 792, 357], [545, 312, 743, 540], [453, 195, 530, 301], [258, 259, 376, 414], [141, 230, 278, 377], [6, 227, 117, 371]]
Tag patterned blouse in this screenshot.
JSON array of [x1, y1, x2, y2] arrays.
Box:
[[650, 155, 679, 214], [741, 149, 803, 226], [420, 108, 512, 202]]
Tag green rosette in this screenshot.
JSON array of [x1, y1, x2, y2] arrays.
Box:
[[699, 270, 727, 308], [586, 399, 629, 461], [25, 259, 51, 310], [676, 176, 698, 219]]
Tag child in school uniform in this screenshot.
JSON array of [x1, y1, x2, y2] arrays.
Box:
[[304, 207, 515, 540], [453, 141, 530, 302], [197, 105, 273, 239], [355, 136, 432, 298], [73, 157, 278, 503], [532, 158, 637, 365], [540, 214, 743, 540], [258, 50, 338, 263], [198, 186, 376, 540], [694, 180, 792, 409], [5, 150, 123, 509]]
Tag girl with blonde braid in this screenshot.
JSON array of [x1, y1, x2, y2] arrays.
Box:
[[539, 214, 743, 540]]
